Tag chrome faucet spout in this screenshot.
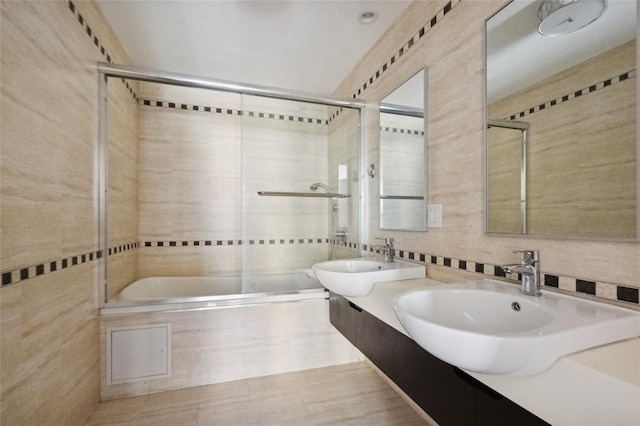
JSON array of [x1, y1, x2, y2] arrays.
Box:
[[500, 250, 541, 297], [500, 263, 535, 275], [372, 237, 394, 262]]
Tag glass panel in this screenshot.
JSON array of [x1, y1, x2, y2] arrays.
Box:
[[104, 75, 362, 304], [240, 94, 331, 281]]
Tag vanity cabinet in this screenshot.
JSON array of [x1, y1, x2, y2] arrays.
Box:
[[329, 292, 548, 426], [328, 291, 357, 346], [355, 308, 397, 377], [395, 332, 476, 424]]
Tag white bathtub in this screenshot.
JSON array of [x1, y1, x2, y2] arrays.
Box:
[[113, 270, 326, 305]]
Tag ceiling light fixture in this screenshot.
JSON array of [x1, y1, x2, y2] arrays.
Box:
[[359, 11, 377, 24], [537, 0, 607, 36]]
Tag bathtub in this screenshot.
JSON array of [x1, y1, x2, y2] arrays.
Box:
[[108, 270, 327, 310]]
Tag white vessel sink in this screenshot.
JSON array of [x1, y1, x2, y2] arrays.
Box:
[[393, 279, 640, 376], [312, 258, 425, 297]]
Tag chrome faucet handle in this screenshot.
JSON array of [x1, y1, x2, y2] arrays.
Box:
[[376, 237, 394, 244], [513, 249, 538, 264]]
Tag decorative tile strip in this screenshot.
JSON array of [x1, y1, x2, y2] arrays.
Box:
[[329, 238, 359, 250], [138, 98, 328, 125], [108, 241, 140, 256], [328, 107, 345, 124], [503, 69, 636, 121], [365, 243, 640, 308], [351, 0, 460, 99], [141, 238, 330, 247], [67, 0, 138, 101], [380, 126, 424, 136], [0, 237, 342, 287], [1, 249, 103, 287]]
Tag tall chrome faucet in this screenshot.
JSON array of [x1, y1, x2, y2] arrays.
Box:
[[372, 237, 394, 262], [500, 250, 541, 296]]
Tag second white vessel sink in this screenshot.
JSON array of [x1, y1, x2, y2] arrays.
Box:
[[312, 258, 425, 297], [393, 279, 640, 376]]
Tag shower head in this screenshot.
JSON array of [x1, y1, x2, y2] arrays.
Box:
[[310, 183, 332, 193]]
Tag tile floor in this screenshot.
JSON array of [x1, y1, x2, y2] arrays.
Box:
[[85, 362, 431, 425]]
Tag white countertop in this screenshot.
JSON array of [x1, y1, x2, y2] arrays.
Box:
[[345, 278, 640, 426]]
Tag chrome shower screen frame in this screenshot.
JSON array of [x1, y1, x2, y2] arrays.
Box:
[[97, 62, 364, 306]]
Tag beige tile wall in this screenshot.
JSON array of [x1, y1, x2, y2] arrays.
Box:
[[133, 85, 337, 281], [100, 300, 363, 400], [136, 84, 243, 244], [489, 41, 636, 238], [1, 0, 133, 423], [334, 0, 639, 299], [107, 78, 139, 300], [241, 96, 331, 273], [486, 125, 523, 234]]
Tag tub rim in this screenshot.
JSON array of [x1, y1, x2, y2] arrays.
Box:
[[102, 271, 328, 315]]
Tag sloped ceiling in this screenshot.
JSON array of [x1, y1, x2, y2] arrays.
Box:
[[97, 0, 412, 96]]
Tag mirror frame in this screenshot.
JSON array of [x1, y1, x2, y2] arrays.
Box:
[[484, 1, 640, 242], [378, 68, 429, 232]]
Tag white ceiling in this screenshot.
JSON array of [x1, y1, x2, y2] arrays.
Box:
[[97, 0, 412, 96]]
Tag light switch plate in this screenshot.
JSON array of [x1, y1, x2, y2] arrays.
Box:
[[428, 204, 442, 228]]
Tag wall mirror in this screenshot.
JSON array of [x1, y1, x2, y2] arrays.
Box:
[[486, 0, 638, 240], [379, 69, 427, 231]]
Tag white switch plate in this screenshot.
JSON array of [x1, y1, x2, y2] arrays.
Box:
[[428, 204, 442, 228]]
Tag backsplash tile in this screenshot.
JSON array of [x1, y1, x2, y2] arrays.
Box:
[[618, 286, 640, 304], [544, 274, 559, 288], [367, 243, 639, 309], [576, 279, 597, 295]]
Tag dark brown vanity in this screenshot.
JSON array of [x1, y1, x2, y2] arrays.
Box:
[[329, 292, 548, 425]]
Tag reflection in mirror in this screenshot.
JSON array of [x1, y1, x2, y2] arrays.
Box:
[[487, 119, 529, 234], [486, 0, 637, 239], [379, 69, 427, 231]]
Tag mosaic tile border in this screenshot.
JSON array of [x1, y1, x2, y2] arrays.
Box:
[[67, 0, 138, 101], [380, 126, 425, 136], [0, 237, 339, 287], [351, 0, 460, 99], [1, 249, 103, 287], [139, 98, 328, 125], [108, 242, 140, 256], [503, 69, 636, 121], [6, 236, 635, 307], [363, 244, 640, 308], [140, 238, 330, 247], [330, 238, 360, 250], [328, 107, 351, 124]]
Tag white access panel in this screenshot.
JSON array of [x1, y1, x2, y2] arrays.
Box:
[[107, 323, 172, 385]]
